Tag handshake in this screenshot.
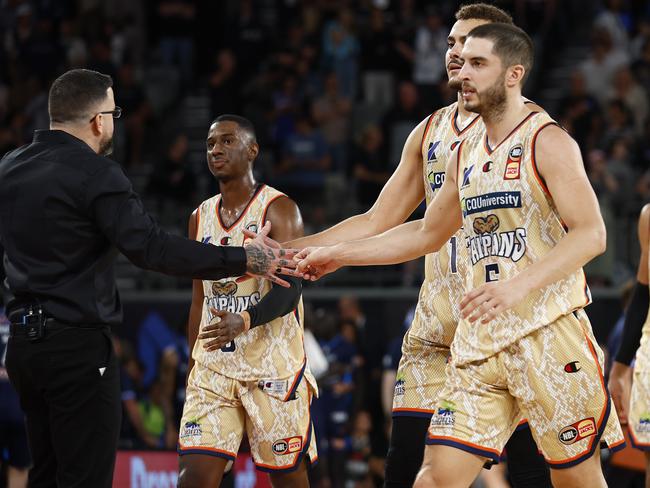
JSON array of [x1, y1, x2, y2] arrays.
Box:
[[242, 221, 338, 286]]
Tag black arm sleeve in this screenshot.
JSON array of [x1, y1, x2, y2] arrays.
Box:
[[247, 275, 302, 328], [87, 163, 247, 280], [615, 282, 650, 365]]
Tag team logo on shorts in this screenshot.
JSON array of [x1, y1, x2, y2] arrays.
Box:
[[558, 417, 596, 445], [272, 436, 303, 455], [180, 420, 202, 439], [431, 400, 456, 427], [637, 414, 650, 433], [394, 375, 405, 397]]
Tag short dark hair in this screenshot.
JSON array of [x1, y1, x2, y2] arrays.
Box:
[[467, 23, 534, 85], [48, 69, 113, 124], [455, 2, 513, 24], [211, 114, 257, 142]]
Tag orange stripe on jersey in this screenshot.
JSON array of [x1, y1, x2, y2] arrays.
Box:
[[216, 184, 266, 232], [483, 111, 538, 155], [426, 435, 502, 457], [421, 111, 438, 155], [195, 206, 201, 241], [177, 444, 237, 458], [530, 122, 560, 198], [262, 193, 288, 225], [455, 139, 466, 187]]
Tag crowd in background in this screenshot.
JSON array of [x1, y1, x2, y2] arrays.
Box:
[[2, 0, 650, 486]]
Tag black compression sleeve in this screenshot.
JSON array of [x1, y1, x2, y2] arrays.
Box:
[[246, 275, 302, 328], [615, 282, 650, 365]]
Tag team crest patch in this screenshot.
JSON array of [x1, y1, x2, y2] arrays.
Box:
[[558, 417, 596, 445], [272, 436, 303, 455], [503, 144, 523, 180], [212, 281, 237, 297], [638, 414, 650, 433], [472, 214, 500, 234], [180, 420, 202, 439], [431, 400, 456, 426], [394, 374, 405, 396]]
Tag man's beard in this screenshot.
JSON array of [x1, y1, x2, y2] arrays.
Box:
[[448, 76, 462, 91], [99, 134, 114, 156], [465, 74, 507, 122]]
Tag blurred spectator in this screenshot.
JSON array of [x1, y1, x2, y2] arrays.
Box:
[[86, 39, 118, 82], [593, 0, 632, 53], [382, 81, 428, 165], [114, 62, 151, 166], [208, 48, 241, 117], [271, 74, 301, 149], [321, 318, 361, 488], [412, 8, 447, 110], [579, 28, 629, 104], [156, 0, 196, 85], [601, 99, 636, 149], [312, 72, 351, 171], [351, 125, 390, 207], [275, 113, 331, 202], [146, 133, 197, 205], [58, 18, 88, 68], [225, 0, 268, 81], [322, 9, 359, 100], [344, 410, 374, 487], [360, 7, 396, 110], [558, 70, 600, 149], [607, 67, 648, 133], [632, 40, 650, 98]]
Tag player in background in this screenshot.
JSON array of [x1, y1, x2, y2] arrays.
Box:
[[609, 204, 650, 487], [293, 23, 624, 488], [177, 115, 316, 488], [286, 4, 549, 487]]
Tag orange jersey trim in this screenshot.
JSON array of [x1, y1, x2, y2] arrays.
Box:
[[177, 444, 237, 458], [426, 435, 502, 457], [216, 184, 266, 232], [451, 107, 480, 137], [530, 122, 560, 198], [483, 111, 538, 155]]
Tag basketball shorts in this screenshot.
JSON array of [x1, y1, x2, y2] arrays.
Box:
[[426, 312, 625, 468], [392, 330, 449, 419], [178, 364, 317, 472], [628, 368, 650, 450]]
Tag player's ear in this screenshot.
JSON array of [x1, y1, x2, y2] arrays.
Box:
[[506, 65, 526, 88], [248, 142, 259, 161]]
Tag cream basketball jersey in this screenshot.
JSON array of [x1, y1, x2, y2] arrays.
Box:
[[193, 185, 307, 381], [633, 257, 650, 372], [411, 102, 478, 345], [453, 111, 591, 364]]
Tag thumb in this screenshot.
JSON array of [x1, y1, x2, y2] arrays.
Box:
[[242, 229, 257, 239]]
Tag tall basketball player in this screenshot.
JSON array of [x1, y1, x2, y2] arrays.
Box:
[[293, 23, 625, 488], [287, 4, 549, 487], [177, 115, 316, 487]]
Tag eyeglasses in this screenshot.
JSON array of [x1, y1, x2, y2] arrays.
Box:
[[90, 106, 122, 121]]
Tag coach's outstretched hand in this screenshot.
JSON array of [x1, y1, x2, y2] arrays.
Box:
[[293, 246, 343, 281], [242, 221, 299, 287]]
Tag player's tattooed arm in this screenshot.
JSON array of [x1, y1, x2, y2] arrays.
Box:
[[243, 221, 298, 287]]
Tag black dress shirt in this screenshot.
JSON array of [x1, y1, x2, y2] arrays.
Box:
[[0, 130, 246, 325]]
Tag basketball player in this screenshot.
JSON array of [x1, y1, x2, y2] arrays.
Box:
[[177, 115, 316, 488], [286, 4, 549, 487], [293, 23, 624, 487], [609, 203, 650, 486]]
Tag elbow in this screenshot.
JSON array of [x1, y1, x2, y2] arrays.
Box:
[[592, 223, 607, 257]]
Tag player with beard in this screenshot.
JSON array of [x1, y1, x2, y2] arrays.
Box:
[[286, 4, 551, 487], [293, 23, 625, 488], [177, 115, 317, 487]]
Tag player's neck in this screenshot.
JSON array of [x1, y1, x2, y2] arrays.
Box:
[[483, 96, 529, 149], [219, 174, 258, 210]]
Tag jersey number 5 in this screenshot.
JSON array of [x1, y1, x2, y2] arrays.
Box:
[[485, 263, 500, 282]]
